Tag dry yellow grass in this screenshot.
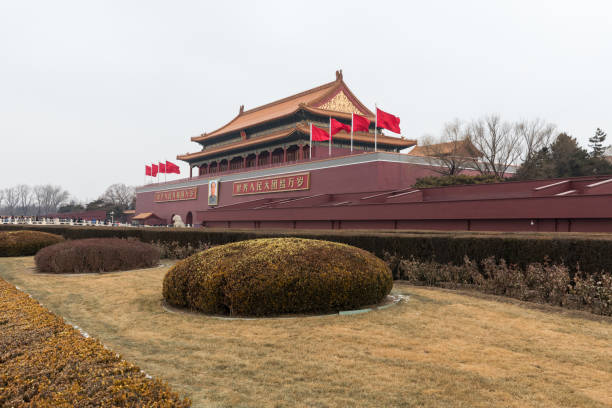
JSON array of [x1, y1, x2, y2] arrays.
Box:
[[1, 257, 611, 408]]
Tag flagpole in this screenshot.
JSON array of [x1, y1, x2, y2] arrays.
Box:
[[351, 113, 354, 153], [164, 159, 167, 183], [309, 122, 312, 160], [374, 104, 378, 152], [329, 117, 332, 157]]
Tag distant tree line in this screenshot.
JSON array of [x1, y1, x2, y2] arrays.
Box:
[[514, 130, 612, 180], [0, 183, 135, 217], [417, 116, 610, 186]]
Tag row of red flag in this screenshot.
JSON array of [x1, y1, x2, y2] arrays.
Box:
[[310, 108, 401, 142], [145, 160, 181, 177]]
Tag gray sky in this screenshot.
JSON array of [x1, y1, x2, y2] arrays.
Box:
[[1, 0, 611, 201]]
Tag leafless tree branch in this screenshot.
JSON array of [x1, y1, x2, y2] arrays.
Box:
[[466, 114, 523, 178]]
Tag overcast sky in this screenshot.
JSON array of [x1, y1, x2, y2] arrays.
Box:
[[1, 0, 611, 201]]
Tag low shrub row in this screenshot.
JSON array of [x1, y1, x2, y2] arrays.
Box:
[[150, 240, 212, 260], [0, 278, 190, 407], [385, 254, 612, 316], [413, 174, 503, 188], [2, 225, 612, 277], [35, 238, 160, 274], [0, 230, 64, 257], [163, 238, 393, 316]]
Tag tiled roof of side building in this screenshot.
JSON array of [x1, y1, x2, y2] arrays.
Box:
[[132, 212, 154, 220], [408, 140, 482, 158], [191, 71, 374, 143]]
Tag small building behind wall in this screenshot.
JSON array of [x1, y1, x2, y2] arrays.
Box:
[[132, 212, 166, 226]]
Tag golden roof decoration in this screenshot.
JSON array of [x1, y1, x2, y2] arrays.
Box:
[[317, 90, 365, 115]]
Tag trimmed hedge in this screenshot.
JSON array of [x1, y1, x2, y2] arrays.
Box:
[[0, 278, 190, 406], [35, 238, 160, 274], [163, 238, 393, 316], [0, 230, 64, 257], [3, 225, 612, 276]]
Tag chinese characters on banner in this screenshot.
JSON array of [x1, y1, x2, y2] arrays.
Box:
[[154, 187, 198, 203], [232, 173, 310, 196]]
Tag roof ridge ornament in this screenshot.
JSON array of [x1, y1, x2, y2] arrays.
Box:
[[239, 105, 245, 114], [336, 70, 343, 81]]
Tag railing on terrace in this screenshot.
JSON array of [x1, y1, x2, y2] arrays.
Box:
[[144, 149, 374, 189]]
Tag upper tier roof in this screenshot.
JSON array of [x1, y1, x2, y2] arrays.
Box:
[[191, 70, 375, 143]]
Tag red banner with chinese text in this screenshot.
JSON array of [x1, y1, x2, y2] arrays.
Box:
[[233, 173, 310, 196], [154, 187, 198, 202]]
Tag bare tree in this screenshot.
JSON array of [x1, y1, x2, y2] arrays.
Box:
[[49, 186, 70, 214], [34, 184, 70, 215], [466, 115, 523, 178], [515, 118, 556, 161], [102, 183, 135, 209], [3, 187, 19, 216], [420, 119, 478, 176], [15, 184, 33, 216]]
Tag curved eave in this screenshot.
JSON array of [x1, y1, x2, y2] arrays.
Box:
[[191, 105, 371, 145], [179, 128, 300, 162]]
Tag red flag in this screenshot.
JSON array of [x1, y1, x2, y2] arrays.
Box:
[[145, 165, 152, 176], [158, 162, 166, 173], [166, 160, 181, 174], [353, 114, 371, 133], [311, 124, 330, 141], [376, 108, 401, 133], [330, 118, 351, 136], [151, 164, 158, 177]]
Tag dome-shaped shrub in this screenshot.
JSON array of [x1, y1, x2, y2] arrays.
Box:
[[0, 230, 64, 257], [35, 238, 160, 273], [163, 238, 393, 316]]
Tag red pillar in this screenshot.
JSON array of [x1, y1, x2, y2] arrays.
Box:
[[283, 148, 287, 163], [298, 144, 303, 160], [255, 153, 259, 168]]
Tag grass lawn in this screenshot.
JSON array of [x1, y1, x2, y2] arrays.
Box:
[[1, 257, 611, 408]]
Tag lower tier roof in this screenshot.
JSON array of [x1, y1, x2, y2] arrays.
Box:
[[178, 123, 416, 163]]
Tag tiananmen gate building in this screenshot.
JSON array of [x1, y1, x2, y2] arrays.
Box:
[[135, 72, 612, 232]]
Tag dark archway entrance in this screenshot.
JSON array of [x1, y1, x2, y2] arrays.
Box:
[[186, 211, 193, 226]]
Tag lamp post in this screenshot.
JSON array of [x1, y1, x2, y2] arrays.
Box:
[[110, 211, 114, 225]]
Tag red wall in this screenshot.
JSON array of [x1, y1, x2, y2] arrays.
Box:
[[136, 159, 442, 225], [136, 156, 612, 233]]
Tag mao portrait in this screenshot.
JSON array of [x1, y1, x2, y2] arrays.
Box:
[[208, 180, 219, 206]]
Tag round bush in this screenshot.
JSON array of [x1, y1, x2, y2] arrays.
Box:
[[35, 238, 160, 273], [163, 238, 393, 316], [0, 230, 65, 257]]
